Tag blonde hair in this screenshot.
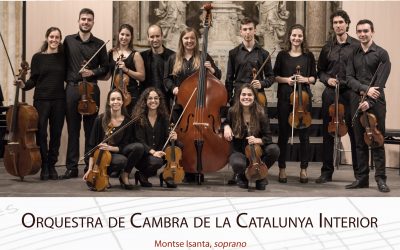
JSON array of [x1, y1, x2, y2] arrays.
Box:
[[172, 27, 201, 75]]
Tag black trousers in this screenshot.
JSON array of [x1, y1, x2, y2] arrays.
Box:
[[321, 88, 358, 177], [122, 143, 145, 175], [277, 96, 311, 168], [229, 144, 280, 175], [33, 99, 65, 169], [65, 83, 100, 170], [350, 91, 387, 183], [107, 153, 128, 175]]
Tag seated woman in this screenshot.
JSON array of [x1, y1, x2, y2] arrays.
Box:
[[223, 84, 280, 190], [129, 87, 180, 188], [83, 88, 140, 190]]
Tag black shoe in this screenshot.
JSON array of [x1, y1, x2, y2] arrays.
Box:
[[237, 174, 248, 189], [40, 168, 49, 181], [60, 169, 78, 179], [278, 168, 287, 183], [255, 179, 268, 190], [159, 173, 177, 188], [377, 180, 390, 193], [48, 167, 58, 180], [345, 180, 369, 189], [134, 171, 152, 187], [315, 175, 332, 184], [227, 173, 238, 185], [119, 176, 134, 190]]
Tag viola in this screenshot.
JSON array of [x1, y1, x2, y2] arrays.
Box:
[[176, 4, 229, 183], [162, 138, 185, 185], [86, 125, 113, 191], [113, 54, 131, 106], [244, 124, 268, 185], [360, 112, 384, 148], [3, 61, 41, 180], [288, 65, 312, 129], [78, 61, 98, 115], [327, 78, 348, 137]]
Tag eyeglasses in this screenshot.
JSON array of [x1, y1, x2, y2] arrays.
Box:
[[147, 97, 160, 101], [356, 29, 370, 33]]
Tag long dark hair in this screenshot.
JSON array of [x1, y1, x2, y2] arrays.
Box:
[[283, 24, 309, 53], [229, 84, 264, 138], [40, 27, 63, 53], [115, 24, 134, 50], [132, 87, 169, 127], [102, 88, 129, 132]]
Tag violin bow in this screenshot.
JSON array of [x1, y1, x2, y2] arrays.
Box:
[[161, 87, 198, 151], [351, 62, 382, 126], [0, 32, 19, 82], [252, 47, 277, 80], [333, 75, 340, 169], [78, 40, 110, 73]]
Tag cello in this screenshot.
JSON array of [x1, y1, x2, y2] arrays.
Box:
[[244, 123, 268, 191], [1, 31, 42, 180], [176, 4, 229, 183]]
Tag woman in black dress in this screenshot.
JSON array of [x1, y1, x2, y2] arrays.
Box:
[[273, 24, 317, 184]]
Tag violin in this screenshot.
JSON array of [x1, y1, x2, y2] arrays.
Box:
[[360, 111, 384, 148], [86, 124, 113, 191], [113, 54, 131, 106], [3, 61, 41, 180], [252, 68, 267, 106], [162, 135, 185, 185], [327, 77, 348, 137], [176, 4, 230, 183], [289, 65, 312, 129], [244, 123, 268, 186], [78, 61, 98, 115]]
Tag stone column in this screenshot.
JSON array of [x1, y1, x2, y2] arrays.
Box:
[[206, 1, 243, 83], [305, 1, 327, 104], [113, 1, 141, 48], [0, 2, 23, 106]]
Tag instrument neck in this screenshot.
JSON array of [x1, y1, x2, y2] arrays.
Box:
[[197, 25, 210, 108]]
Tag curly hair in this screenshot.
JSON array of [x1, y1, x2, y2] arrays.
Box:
[[131, 87, 169, 127], [229, 84, 264, 138]]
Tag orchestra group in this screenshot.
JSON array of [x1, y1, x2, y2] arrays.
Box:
[[8, 8, 391, 193]]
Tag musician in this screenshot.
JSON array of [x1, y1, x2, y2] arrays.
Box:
[[223, 84, 279, 190], [346, 19, 391, 192], [317, 10, 359, 184], [61, 8, 108, 179], [273, 24, 316, 184], [225, 17, 274, 112], [141, 24, 175, 109], [165, 27, 221, 123], [129, 87, 180, 188], [14, 27, 66, 180], [108, 24, 145, 114], [83, 89, 141, 190]]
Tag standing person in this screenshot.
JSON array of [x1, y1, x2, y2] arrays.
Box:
[[316, 10, 359, 184], [164, 27, 221, 123], [14, 27, 66, 180], [273, 24, 317, 184], [83, 89, 141, 190], [225, 17, 274, 112], [130, 87, 180, 188], [346, 19, 391, 192], [108, 24, 145, 114], [61, 8, 109, 179], [223, 84, 279, 190], [141, 24, 175, 109]]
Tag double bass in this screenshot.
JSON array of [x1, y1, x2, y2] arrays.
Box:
[[2, 59, 41, 180], [176, 4, 229, 183]]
